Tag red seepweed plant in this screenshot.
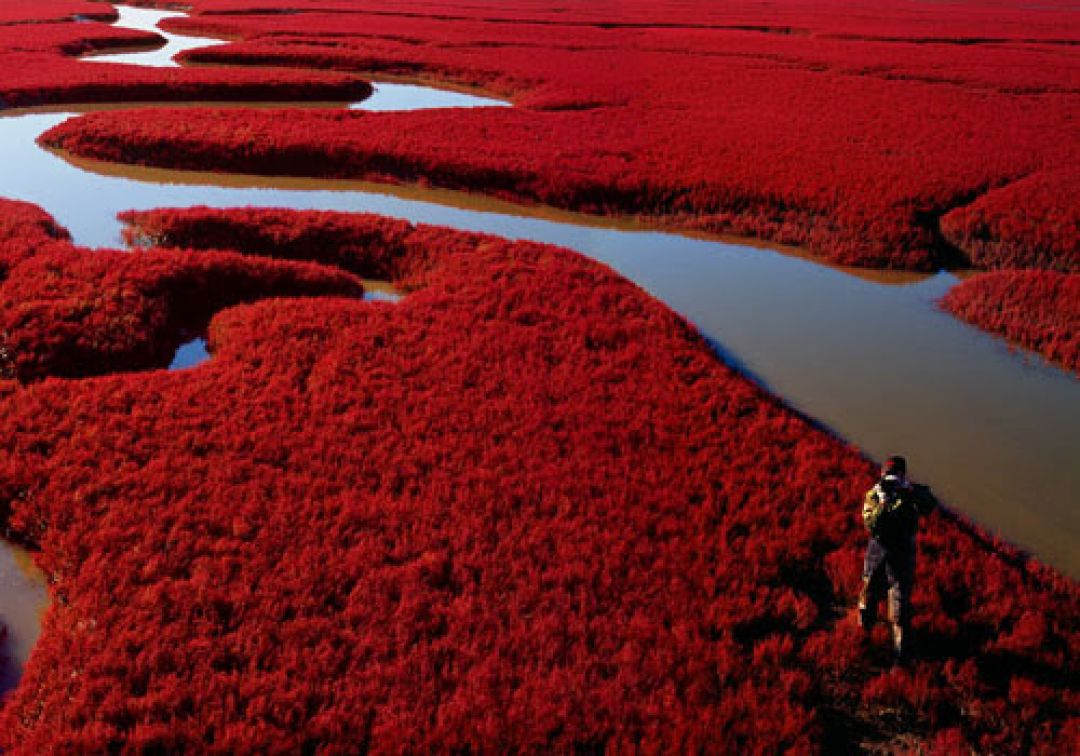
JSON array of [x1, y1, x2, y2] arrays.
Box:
[[3, 0, 1075, 356], [0, 204, 1073, 751], [941, 270, 1080, 374], [0, 0, 1077, 747], [32, 0, 1080, 274]]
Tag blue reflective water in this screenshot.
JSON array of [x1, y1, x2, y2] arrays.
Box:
[[353, 81, 510, 111], [169, 337, 211, 370]]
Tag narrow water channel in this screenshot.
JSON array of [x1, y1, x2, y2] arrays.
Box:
[[84, 5, 234, 68], [1, 3, 1077, 693]]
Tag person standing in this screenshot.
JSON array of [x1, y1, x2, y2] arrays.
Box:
[[859, 455, 937, 661]]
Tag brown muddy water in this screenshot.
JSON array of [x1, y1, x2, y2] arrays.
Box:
[[0, 541, 48, 696], [1, 1, 1077, 698]]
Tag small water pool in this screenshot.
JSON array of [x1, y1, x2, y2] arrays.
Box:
[[169, 337, 211, 370]]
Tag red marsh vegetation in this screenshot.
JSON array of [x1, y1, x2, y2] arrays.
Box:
[[0, 198, 73, 276], [0, 1, 115, 26], [0, 17, 372, 108], [3, 0, 1076, 368], [0, 244, 364, 382], [941, 270, 1080, 375], [0, 204, 1076, 751], [33, 0, 1079, 274], [940, 172, 1080, 273], [0, 0, 1078, 749]]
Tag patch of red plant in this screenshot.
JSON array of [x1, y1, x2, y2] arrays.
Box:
[[0, 15, 373, 108], [941, 172, 1080, 272], [940, 270, 1080, 375], [0, 22, 160, 57], [0, 204, 1073, 751], [0, 61, 372, 110], [29, 0, 1077, 271], [0, 1, 114, 26], [0, 199, 72, 278], [178, 0, 1077, 43], [120, 205, 459, 281], [0, 245, 365, 382]]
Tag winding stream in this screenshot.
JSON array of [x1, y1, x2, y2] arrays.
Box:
[[2, 2, 1078, 696], [84, 5, 225, 67]]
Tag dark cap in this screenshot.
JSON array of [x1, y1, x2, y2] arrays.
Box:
[[882, 455, 907, 477]]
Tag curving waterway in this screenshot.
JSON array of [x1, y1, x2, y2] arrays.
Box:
[[84, 5, 226, 68], [2, 1, 1078, 696]]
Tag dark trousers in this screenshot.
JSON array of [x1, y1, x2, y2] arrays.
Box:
[[859, 536, 915, 634]]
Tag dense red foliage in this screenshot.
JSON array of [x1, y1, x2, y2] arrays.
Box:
[[1, 0, 1078, 748], [0, 199, 72, 279], [29, 0, 1077, 271], [0, 61, 372, 109], [0, 17, 372, 108], [132, 0, 1079, 365], [166, 7, 1080, 95], [941, 271, 1080, 375], [941, 172, 1080, 272], [0, 0, 114, 26], [0, 246, 364, 382], [2, 205, 1074, 751], [120, 205, 446, 281], [179, 0, 1077, 43], [0, 21, 158, 57]]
